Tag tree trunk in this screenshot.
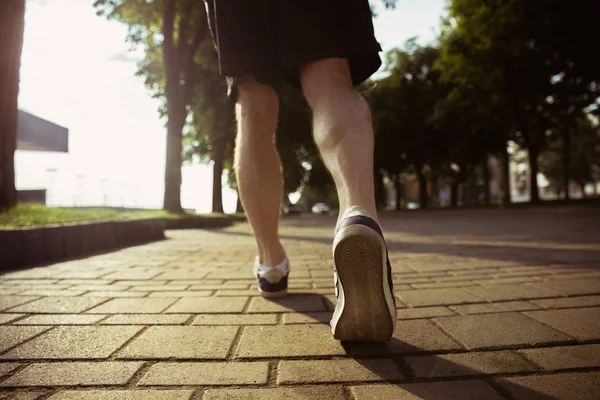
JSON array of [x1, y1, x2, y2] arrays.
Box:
[[451, 179, 460, 208], [579, 181, 586, 199], [0, 0, 25, 212], [528, 146, 540, 203], [501, 145, 511, 206], [482, 156, 491, 204], [394, 174, 402, 211], [562, 129, 570, 200], [163, 111, 185, 213], [416, 166, 428, 209], [373, 167, 385, 210], [235, 191, 244, 213], [211, 139, 225, 213]]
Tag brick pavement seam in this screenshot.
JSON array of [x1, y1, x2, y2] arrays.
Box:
[[0, 363, 29, 385], [482, 376, 515, 400], [516, 310, 582, 341], [226, 327, 244, 361], [107, 325, 149, 360], [0, 327, 54, 357], [1, 297, 43, 312], [124, 361, 155, 387], [267, 361, 279, 386], [1, 367, 599, 392]]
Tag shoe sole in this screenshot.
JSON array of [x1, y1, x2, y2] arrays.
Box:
[[260, 289, 288, 298], [331, 224, 396, 341]]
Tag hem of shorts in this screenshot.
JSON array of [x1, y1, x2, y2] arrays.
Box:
[[282, 40, 383, 88]]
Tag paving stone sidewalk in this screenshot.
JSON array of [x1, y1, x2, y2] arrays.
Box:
[[1, 208, 599, 399]]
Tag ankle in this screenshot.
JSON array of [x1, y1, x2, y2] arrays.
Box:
[[258, 243, 287, 268]]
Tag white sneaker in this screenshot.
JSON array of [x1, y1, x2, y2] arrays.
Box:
[[330, 206, 397, 341], [253, 257, 290, 298]]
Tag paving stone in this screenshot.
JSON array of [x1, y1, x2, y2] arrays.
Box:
[[450, 301, 540, 315], [496, 371, 600, 400], [18, 290, 86, 297], [14, 314, 106, 325], [396, 306, 455, 320], [0, 314, 24, 324], [344, 319, 463, 357], [350, 380, 505, 399], [52, 271, 110, 279], [0, 326, 49, 352], [7, 297, 109, 314], [247, 295, 326, 313], [82, 291, 148, 298], [67, 285, 129, 292], [130, 286, 189, 292], [102, 271, 161, 280], [278, 358, 402, 383], [1, 326, 141, 359], [0, 363, 19, 376], [282, 312, 331, 324], [398, 289, 483, 307], [464, 284, 560, 301], [520, 344, 600, 369], [214, 290, 263, 297], [436, 274, 490, 282], [204, 386, 345, 400], [58, 279, 115, 285], [530, 295, 600, 309], [0, 391, 44, 400], [101, 314, 190, 325], [434, 312, 573, 350], [406, 350, 538, 378], [47, 390, 194, 400], [86, 298, 177, 314], [193, 314, 277, 325], [0, 362, 143, 386], [411, 282, 479, 289], [111, 280, 166, 286], [117, 326, 238, 359], [139, 362, 268, 385], [534, 278, 600, 296], [166, 297, 248, 313], [235, 325, 346, 358], [153, 271, 210, 280], [189, 284, 249, 291], [523, 307, 600, 340], [148, 291, 213, 297], [0, 296, 40, 312]]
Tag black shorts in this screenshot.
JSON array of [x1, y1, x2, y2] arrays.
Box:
[[204, 0, 382, 96]]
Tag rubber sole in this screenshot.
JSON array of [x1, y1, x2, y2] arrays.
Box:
[[260, 289, 287, 298], [331, 224, 396, 342]]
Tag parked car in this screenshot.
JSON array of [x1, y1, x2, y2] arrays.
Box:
[[283, 204, 304, 215], [311, 202, 331, 214], [406, 202, 420, 210]]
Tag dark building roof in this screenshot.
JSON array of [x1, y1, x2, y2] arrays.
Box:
[[17, 110, 68, 152]]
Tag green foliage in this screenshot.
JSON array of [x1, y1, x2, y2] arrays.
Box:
[[436, 0, 599, 202], [0, 203, 179, 228]]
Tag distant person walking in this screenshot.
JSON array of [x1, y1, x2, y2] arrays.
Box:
[[204, 0, 396, 341]]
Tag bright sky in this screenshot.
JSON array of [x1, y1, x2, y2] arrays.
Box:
[[16, 0, 446, 212]]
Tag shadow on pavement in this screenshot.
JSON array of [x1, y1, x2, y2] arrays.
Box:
[[265, 293, 555, 399], [214, 229, 600, 267]]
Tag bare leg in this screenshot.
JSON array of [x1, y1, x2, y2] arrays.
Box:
[[300, 58, 379, 223], [235, 77, 286, 267]]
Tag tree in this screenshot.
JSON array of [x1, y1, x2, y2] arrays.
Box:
[[540, 117, 600, 197], [95, 0, 212, 212], [370, 43, 447, 209], [184, 48, 235, 213], [438, 0, 599, 204], [0, 0, 25, 211]]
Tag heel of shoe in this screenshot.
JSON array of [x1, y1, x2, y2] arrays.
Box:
[[331, 224, 396, 341]]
